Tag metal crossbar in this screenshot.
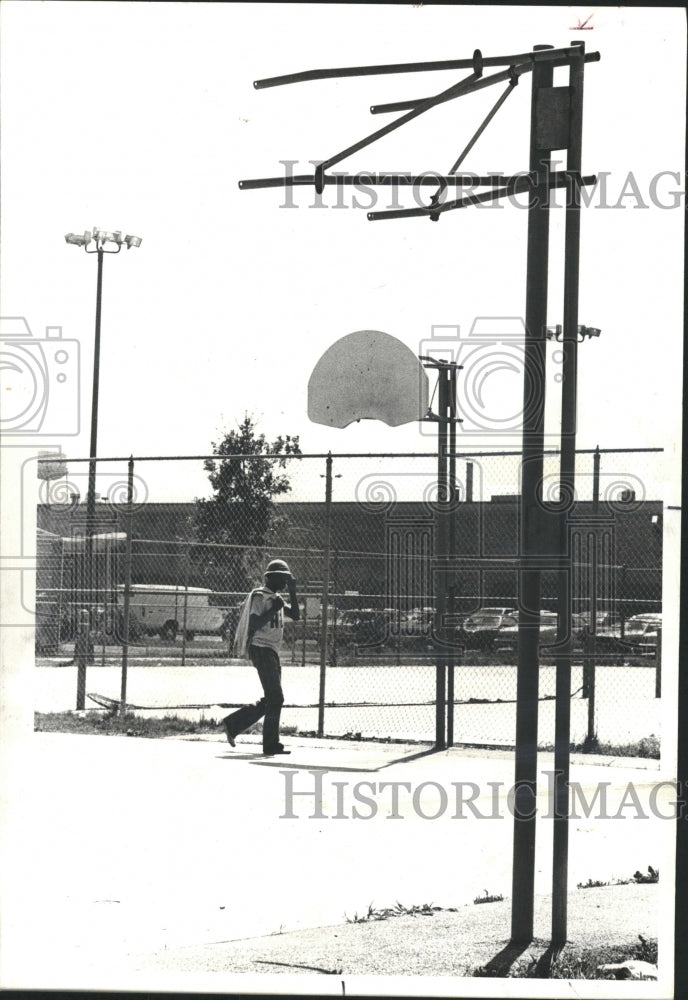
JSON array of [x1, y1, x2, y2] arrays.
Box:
[[252, 46, 600, 89]]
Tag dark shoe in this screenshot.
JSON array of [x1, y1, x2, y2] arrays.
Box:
[[263, 743, 290, 756], [222, 720, 236, 747]]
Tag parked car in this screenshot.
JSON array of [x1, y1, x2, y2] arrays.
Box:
[[116, 584, 225, 641], [456, 607, 518, 649], [492, 610, 559, 653], [401, 606, 435, 635], [621, 613, 662, 656], [584, 612, 625, 654], [578, 611, 662, 658], [335, 608, 391, 648]]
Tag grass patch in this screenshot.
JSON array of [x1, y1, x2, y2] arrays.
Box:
[[35, 710, 221, 738], [485, 935, 658, 979], [577, 734, 660, 758], [34, 711, 299, 740], [540, 735, 660, 759], [473, 890, 505, 904], [577, 867, 658, 889], [33, 711, 660, 760], [345, 901, 452, 923]]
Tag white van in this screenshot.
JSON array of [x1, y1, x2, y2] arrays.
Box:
[[117, 584, 225, 641]]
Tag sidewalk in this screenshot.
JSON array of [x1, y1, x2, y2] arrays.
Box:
[[0, 730, 672, 993], [130, 881, 658, 978]]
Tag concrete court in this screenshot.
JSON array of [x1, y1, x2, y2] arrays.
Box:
[[0, 729, 673, 992]]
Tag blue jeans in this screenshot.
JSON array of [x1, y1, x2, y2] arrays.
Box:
[[223, 645, 284, 751]]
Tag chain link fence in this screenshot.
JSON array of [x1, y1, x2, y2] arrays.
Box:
[[35, 448, 665, 752]]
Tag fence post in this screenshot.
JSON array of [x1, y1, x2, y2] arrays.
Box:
[[332, 548, 339, 668], [655, 628, 662, 698], [317, 453, 333, 737], [301, 601, 307, 666], [584, 446, 600, 740], [75, 607, 90, 707], [120, 457, 135, 718], [181, 548, 190, 666], [584, 524, 598, 743]]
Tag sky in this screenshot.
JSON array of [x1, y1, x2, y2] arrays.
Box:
[[1, 9, 684, 991], [1, 2, 685, 506]]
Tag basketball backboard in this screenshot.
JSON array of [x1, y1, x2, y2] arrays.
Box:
[[308, 330, 429, 428]]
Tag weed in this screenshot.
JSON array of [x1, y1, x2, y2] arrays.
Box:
[[577, 867, 658, 890], [473, 890, 505, 904], [633, 866, 659, 884], [345, 901, 442, 923]]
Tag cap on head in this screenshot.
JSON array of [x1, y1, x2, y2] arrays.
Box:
[[265, 559, 291, 577]]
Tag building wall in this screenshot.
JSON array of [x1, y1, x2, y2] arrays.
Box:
[[37, 498, 664, 614]]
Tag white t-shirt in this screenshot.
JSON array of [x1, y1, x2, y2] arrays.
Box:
[[249, 587, 284, 652]]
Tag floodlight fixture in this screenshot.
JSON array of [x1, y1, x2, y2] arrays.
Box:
[[94, 229, 116, 247], [545, 324, 601, 342], [66, 227, 141, 255]]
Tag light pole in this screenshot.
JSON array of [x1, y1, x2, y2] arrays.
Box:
[[64, 227, 142, 709]]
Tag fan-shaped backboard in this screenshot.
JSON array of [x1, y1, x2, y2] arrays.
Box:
[[308, 330, 429, 428]]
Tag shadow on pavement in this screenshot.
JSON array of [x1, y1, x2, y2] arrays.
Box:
[[255, 959, 342, 974], [532, 943, 565, 977], [473, 941, 530, 976], [251, 760, 375, 773], [379, 745, 446, 768], [219, 743, 458, 774]]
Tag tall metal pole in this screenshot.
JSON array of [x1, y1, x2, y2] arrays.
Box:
[[552, 40, 586, 947], [318, 452, 333, 737], [435, 368, 449, 749], [120, 457, 134, 719], [77, 247, 104, 710], [511, 44, 554, 945], [447, 365, 457, 747]]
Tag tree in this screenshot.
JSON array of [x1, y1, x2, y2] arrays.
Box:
[[193, 415, 301, 597]]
